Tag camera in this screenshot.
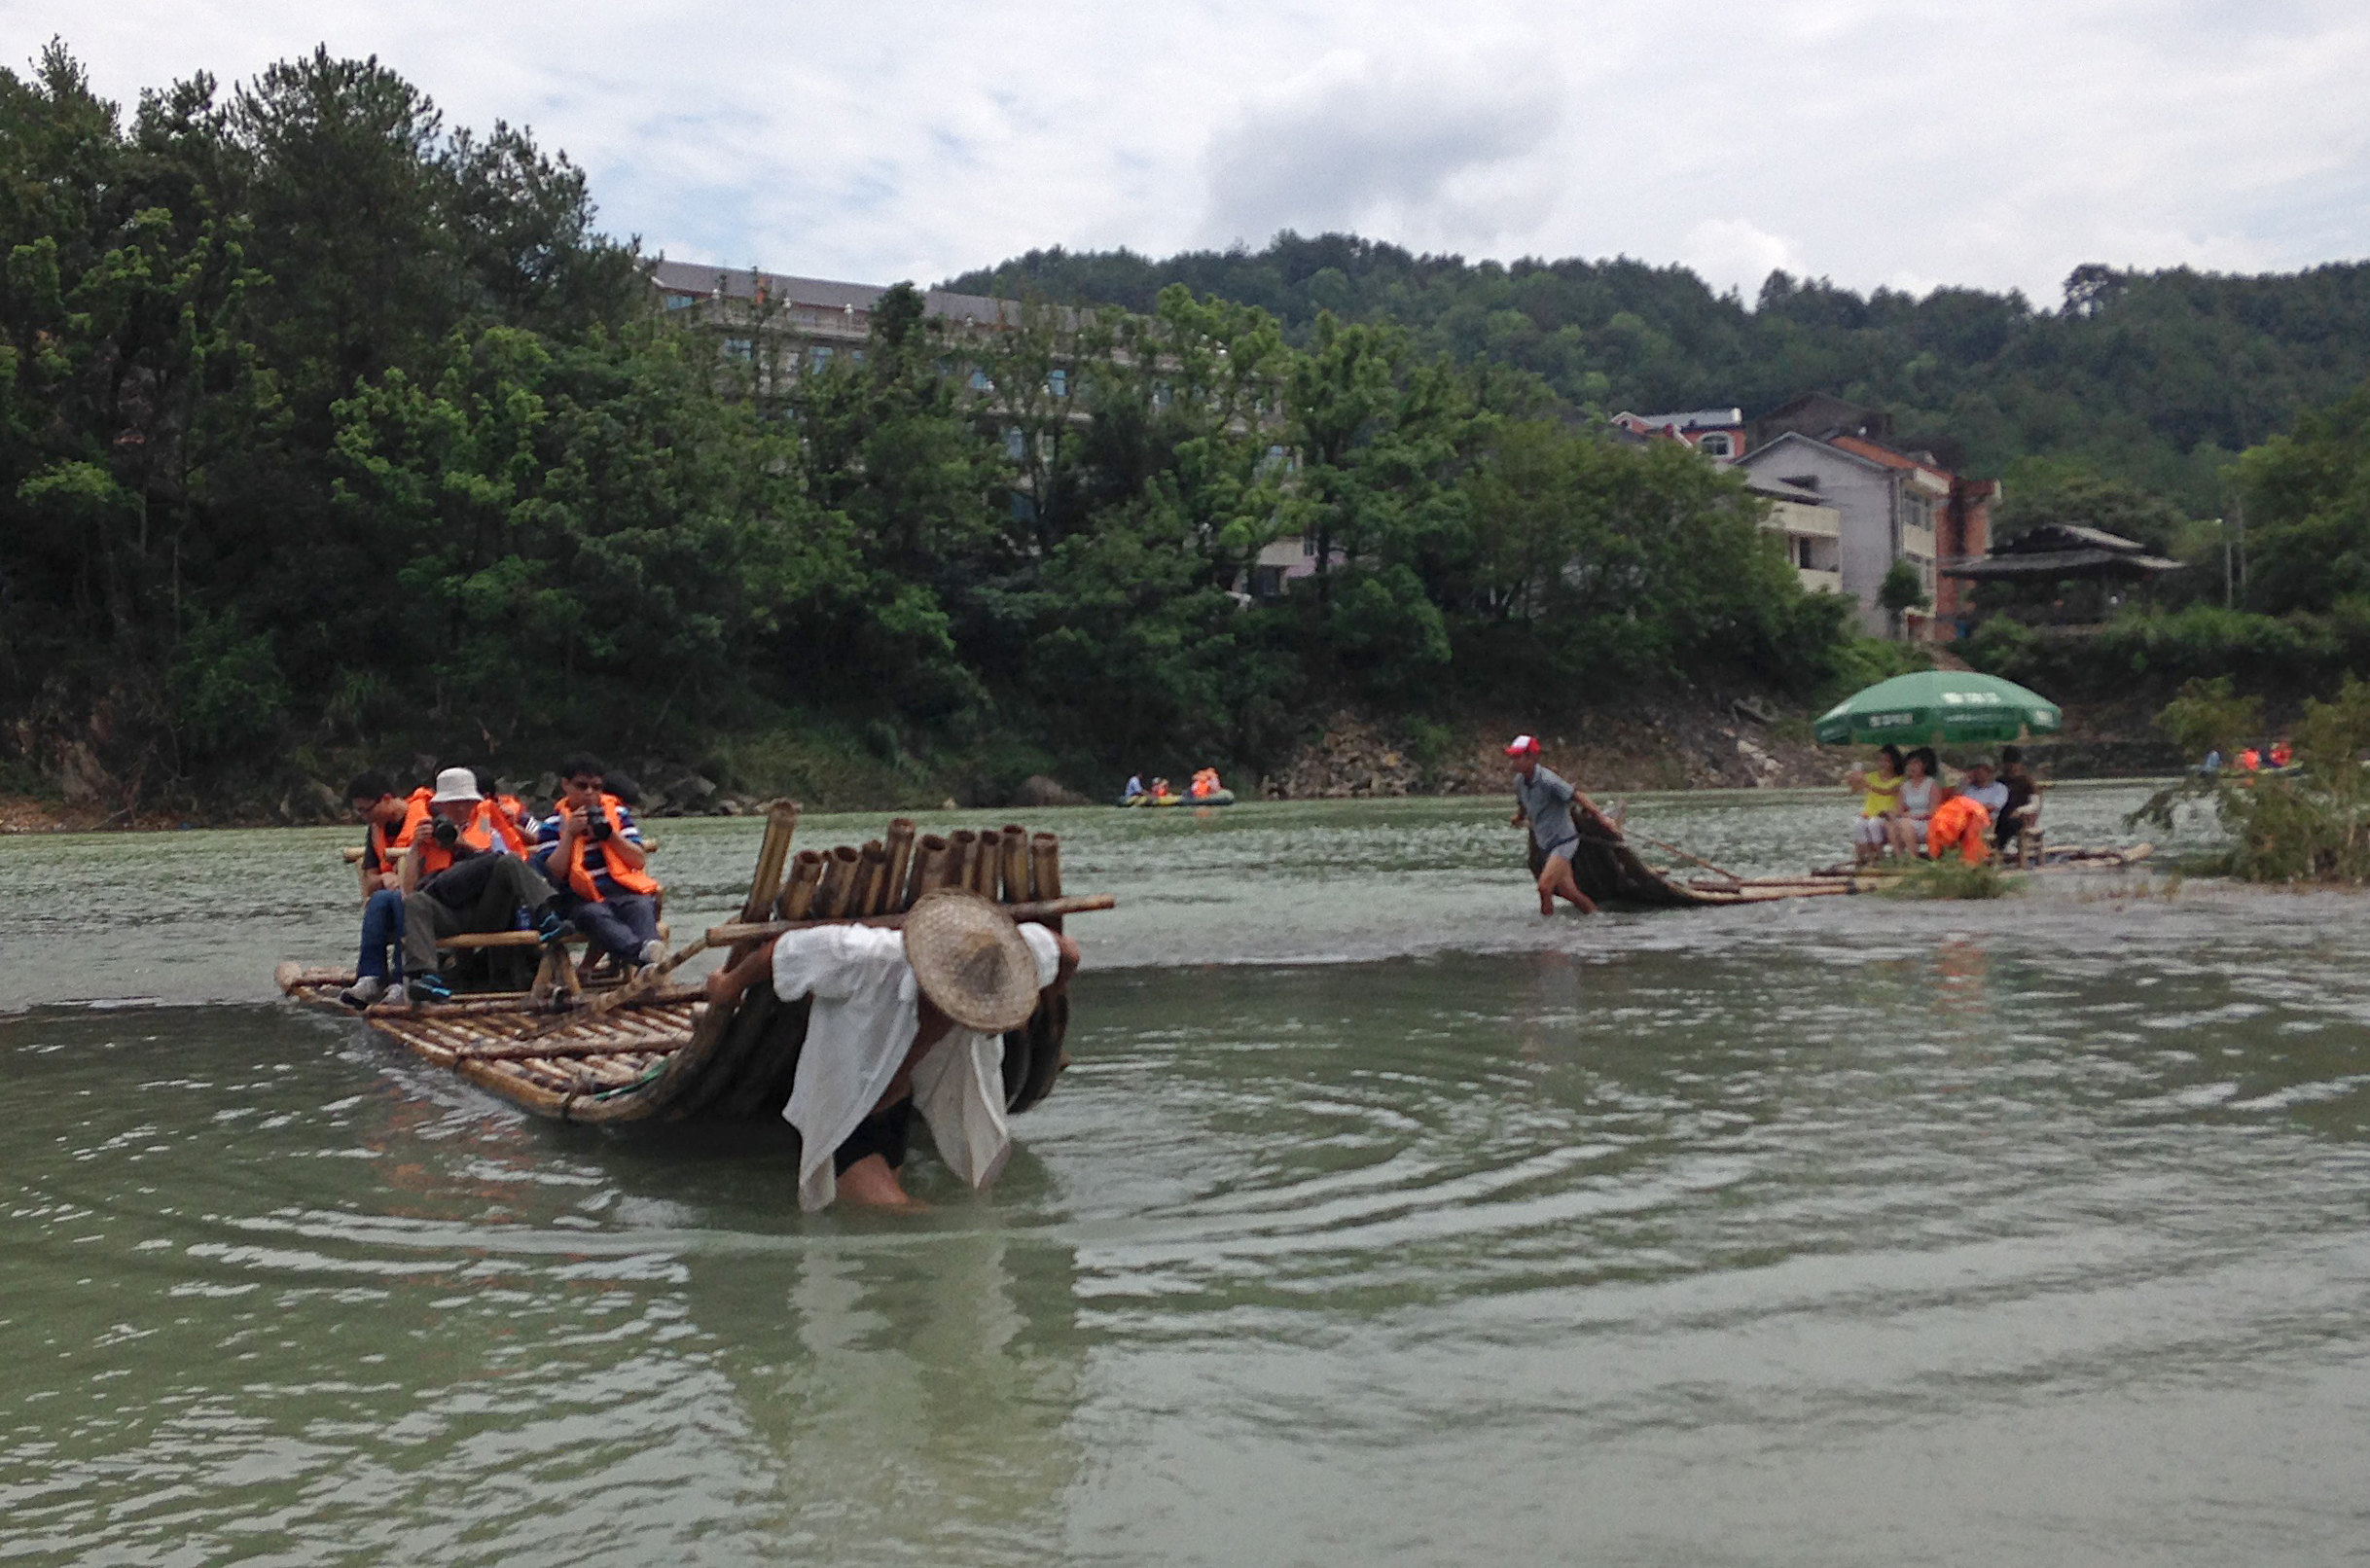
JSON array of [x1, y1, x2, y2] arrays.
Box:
[[430, 816, 460, 848], [587, 812, 614, 843]]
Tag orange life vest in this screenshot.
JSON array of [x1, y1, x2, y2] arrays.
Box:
[[485, 795, 534, 856], [413, 806, 499, 877], [557, 793, 661, 902], [1925, 795, 1993, 865], [369, 788, 433, 874]]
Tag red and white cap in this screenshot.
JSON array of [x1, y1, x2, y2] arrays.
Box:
[[1504, 734, 1541, 757]]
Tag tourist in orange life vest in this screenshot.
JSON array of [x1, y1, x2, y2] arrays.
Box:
[[533, 753, 664, 973], [396, 766, 567, 1004], [342, 770, 421, 1009]]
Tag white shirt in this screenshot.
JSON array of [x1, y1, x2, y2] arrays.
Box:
[[770, 921, 1061, 1211], [1962, 781, 2010, 813]]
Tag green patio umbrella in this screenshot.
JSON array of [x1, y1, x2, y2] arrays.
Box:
[[1814, 670, 2062, 747]]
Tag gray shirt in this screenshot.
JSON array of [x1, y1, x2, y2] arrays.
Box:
[[1517, 766, 1579, 850]]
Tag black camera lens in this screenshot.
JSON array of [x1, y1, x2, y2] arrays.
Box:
[[431, 817, 459, 847], [589, 815, 613, 842]]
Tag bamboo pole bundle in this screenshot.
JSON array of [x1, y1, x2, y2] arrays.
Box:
[[738, 801, 802, 922], [904, 835, 951, 908], [707, 893, 1114, 944], [1029, 832, 1063, 931], [812, 844, 861, 918], [997, 825, 1030, 905], [777, 850, 825, 920], [882, 819, 917, 911], [858, 840, 893, 915]]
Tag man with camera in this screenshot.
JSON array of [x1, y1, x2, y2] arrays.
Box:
[[534, 754, 664, 973], [397, 767, 567, 1003]]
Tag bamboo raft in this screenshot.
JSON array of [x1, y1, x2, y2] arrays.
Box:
[[277, 805, 1109, 1124], [1546, 812, 2156, 909]]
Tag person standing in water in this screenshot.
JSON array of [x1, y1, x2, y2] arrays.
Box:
[[1507, 735, 1600, 916]]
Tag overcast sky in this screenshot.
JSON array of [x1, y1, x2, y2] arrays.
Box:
[[14, 0, 2370, 304]]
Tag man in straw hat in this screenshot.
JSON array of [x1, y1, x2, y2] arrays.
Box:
[[704, 888, 1080, 1210]]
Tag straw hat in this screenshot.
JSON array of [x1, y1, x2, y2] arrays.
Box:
[[902, 888, 1041, 1033]]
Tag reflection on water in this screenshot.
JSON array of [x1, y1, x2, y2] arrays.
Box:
[[3, 790, 2367, 1563]]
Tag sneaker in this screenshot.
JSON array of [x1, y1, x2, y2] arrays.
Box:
[[638, 939, 665, 968], [536, 909, 570, 946], [407, 972, 453, 1005], [340, 976, 386, 1010]]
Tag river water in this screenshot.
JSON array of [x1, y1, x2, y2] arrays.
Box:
[[3, 787, 2365, 1565]]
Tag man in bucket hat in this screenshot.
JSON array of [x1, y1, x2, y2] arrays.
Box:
[[704, 888, 1081, 1210], [1506, 734, 1601, 917]]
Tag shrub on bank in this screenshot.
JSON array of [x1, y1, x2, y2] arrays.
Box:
[[2134, 675, 2370, 882]]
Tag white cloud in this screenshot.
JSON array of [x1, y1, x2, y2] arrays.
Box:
[[7, 0, 2369, 302]]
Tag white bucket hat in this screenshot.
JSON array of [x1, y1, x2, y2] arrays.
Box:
[[429, 766, 482, 804]]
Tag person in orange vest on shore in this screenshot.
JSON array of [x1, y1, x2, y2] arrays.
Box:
[[1925, 786, 1994, 866], [533, 753, 664, 974], [396, 767, 569, 1003], [2270, 736, 2294, 769]]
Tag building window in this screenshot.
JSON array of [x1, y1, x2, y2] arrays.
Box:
[[1003, 427, 1026, 463], [1698, 433, 1731, 457], [970, 368, 992, 392], [1302, 533, 1316, 557], [809, 345, 834, 373], [723, 338, 753, 361], [1250, 565, 1286, 599], [1152, 380, 1172, 410], [1047, 368, 1068, 399], [665, 292, 699, 310]]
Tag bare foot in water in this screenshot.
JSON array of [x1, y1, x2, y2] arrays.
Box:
[[836, 1154, 924, 1210]]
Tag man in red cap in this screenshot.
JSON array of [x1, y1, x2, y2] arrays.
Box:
[[1506, 734, 1599, 916]]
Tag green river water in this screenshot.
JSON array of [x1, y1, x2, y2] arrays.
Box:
[[2, 788, 2365, 1565]]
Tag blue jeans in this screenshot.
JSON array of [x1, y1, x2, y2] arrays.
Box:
[[356, 888, 406, 980], [559, 891, 659, 965]]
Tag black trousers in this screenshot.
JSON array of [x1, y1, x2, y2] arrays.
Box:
[[401, 856, 557, 974]]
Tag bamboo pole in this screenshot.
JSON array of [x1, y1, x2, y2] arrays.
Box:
[[969, 830, 1001, 896], [1029, 833, 1063, 932], [905, 834, 950, 908], [949, 830, 980, 897], [706, 893, 1114, 945], [777, 850, 825, 920], [997, 825, 1030, 905], [857, 839, 892, 915], [738, 800, 802, 922], [512, 939, 719, 1038], [812, 845, 861, 918], [882, 818, 917, 912]]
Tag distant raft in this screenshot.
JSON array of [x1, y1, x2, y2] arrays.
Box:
[[1118, 789, 1234, 807], [1535, 811, 2153, 909], [278, 807, 1110, 1124]]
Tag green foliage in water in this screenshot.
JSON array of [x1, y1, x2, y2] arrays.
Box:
[[1882, 858, 2019, 900], [2135, 675, 2370, 883]]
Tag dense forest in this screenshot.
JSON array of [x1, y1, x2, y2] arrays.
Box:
[[948, 237, 2370, 516], [0, 45, 1848, 816], [7, 45, 2370, 819]]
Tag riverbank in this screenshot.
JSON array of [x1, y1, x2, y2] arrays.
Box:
[[0, 691, 2184, 834]]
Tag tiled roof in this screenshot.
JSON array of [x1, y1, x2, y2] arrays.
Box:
[[648, 258, 1015, 325]]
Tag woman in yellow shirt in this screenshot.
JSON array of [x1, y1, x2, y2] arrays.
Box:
[[1847, 744, 1906, 867]]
